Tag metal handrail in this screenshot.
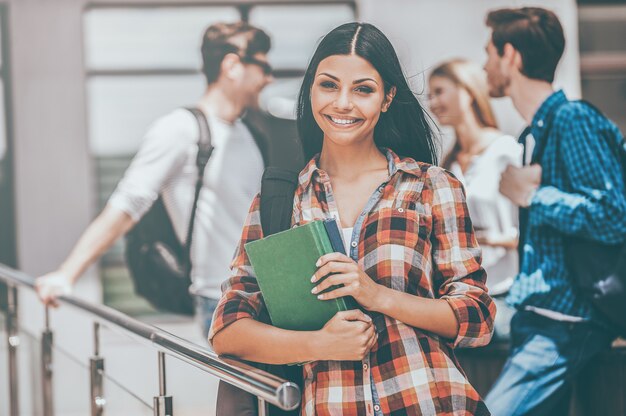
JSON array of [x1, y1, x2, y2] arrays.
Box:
[[0, 263, 301, 411]]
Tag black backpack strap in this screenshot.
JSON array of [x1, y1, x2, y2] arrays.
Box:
[[183, 107, 214, 270], [242, 116, 270, 168], [257, 167, 301, 416], [260, 167, 299, 236]]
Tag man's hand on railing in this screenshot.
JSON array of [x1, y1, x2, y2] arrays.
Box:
[[35, 271, 73, 307]]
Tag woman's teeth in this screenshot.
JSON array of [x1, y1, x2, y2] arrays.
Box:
[[329, 116, 358, 125]]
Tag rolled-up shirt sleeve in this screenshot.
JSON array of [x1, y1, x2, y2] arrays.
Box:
[[208, 194, 266, 344], [108, 111, 193, 221], [428, 167, 495, 348]]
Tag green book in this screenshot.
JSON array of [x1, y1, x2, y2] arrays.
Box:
[[244, 219, 358, 331]]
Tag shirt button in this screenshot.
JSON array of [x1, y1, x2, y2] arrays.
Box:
[[374, 404, 381, 412], [537, 119, 544, 127], [351, 241, 358, 248], [397, 207, 404, 213], [363, 363, 368, 370]]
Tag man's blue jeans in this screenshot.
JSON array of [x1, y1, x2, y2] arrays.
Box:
[[485, 310, 615, 416], [195, 295, 219, 341]]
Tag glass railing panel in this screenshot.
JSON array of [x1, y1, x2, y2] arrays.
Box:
[[98, 323, 219, 415], [47, 332, 155, 415], [48, 340, 94, 416], [0, 319, 41, 416], [101, 370, 154, 415], [98, 324, 161, 405], [16, 327, 45, 416], [0, 265, 298, 416], [163, 353, 220, 416]]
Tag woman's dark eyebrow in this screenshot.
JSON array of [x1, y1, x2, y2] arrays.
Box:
[[318, 72, 339, 81], [317, 73, 379, 86], [353, 78, 378, 85]]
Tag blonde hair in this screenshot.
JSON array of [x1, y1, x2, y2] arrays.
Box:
[[429, 59, 498, 169]]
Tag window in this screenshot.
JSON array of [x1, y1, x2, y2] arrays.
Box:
[[84, 6, 239, 156], [251, 3, 355, 118], [579, 5, 626, 132], [250, 4, 354, 70]]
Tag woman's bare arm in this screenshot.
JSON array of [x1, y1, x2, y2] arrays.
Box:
[[375, 288, 459, 339], [212, 310, 377, 364]]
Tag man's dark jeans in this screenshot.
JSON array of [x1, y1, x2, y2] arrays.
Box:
[[485, 310, 615, 416]]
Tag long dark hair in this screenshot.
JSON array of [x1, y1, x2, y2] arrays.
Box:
[[297, 22, 439, 165]]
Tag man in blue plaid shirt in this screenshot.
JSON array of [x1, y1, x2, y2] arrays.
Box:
[[482, 7, 626, 416]]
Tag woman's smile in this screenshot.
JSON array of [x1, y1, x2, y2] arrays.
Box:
[[323, 114, 364, 128]]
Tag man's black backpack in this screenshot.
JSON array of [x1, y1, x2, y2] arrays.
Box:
[[124, 108, 271, 316], [215, 167, 303, 416], [532, 100, 626, 336]]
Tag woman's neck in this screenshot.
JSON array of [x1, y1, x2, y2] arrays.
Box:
[[318, 139, 387, 180], [453, 115, 496, 155]]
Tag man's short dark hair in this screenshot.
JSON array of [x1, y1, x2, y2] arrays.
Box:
[[201, 22, 271, 84], [486, 7, 565, 83]]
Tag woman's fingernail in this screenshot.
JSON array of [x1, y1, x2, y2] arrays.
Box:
[[317, 294, 324, 300], [315, 259, 321, 267], [311, 275, 316, 282], [311, 287, 318, 294]]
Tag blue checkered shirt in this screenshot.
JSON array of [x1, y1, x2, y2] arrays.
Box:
[[507, 90, 626, 319]]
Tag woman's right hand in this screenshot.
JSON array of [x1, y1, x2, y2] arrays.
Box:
[[315, 309, 378, 361]]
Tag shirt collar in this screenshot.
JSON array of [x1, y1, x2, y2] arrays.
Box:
[[298, 148, 423, 190], [530, 89, 567, 140]]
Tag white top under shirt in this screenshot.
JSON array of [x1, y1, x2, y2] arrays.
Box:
[[109, 109, 264, 299], [449, 135, 522, 295], [341, 227, 354, 254]]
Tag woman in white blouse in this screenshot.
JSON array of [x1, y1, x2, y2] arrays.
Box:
[[429, 58, 522, 340]]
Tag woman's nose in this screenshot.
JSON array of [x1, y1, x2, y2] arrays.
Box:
[[333, 90, 353, 111]]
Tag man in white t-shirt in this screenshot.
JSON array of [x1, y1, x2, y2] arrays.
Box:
[[35, 22, 273, 337]]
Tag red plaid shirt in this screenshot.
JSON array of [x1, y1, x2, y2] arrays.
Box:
[[209, 149, 495, 415]]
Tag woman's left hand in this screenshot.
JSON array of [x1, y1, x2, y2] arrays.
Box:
[[311, 253, 384, 311]]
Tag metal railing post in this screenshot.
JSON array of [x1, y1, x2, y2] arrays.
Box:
[[153, 351, 173, 416], [6, 285, 19, 416], [258, 398, 269, 416], [41, 307, 54, 416], [90, 322, 105, 416]]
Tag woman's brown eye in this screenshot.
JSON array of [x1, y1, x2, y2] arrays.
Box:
[[355, 86, 373, 94], [320, 81, 337, 89]]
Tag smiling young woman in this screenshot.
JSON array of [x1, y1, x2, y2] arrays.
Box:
[[210, 23, 494, 415]]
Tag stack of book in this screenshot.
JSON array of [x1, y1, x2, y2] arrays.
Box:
[[245, 218, 358, 331]]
